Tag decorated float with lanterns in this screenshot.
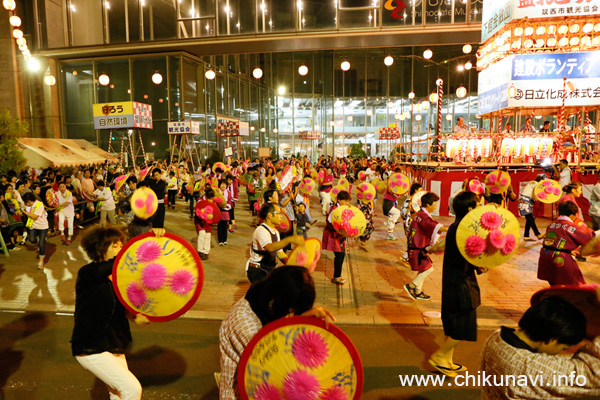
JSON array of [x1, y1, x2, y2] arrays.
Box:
[[397, 0, 600, 219]]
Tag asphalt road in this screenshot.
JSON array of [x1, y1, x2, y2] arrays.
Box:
[[0, 310, 497, 400]]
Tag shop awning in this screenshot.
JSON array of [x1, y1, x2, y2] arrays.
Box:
[[18, 138, 116, 168]]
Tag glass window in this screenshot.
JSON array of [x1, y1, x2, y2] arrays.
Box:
[[216, 74, 227, 115], [183, 59, 199, 120], [470, 0, 482, 22], [168, 56, 182, 121], [131, 57, 168, 121], [94, 60, 130, 103], [218, 0, 255, 35], [425, 0, 467, 25], [339, 9, 378, 29], [70, 0, 103, 46], [65, 123, 96, 143], [61, 62, 94, 125], [301, 0, 336, 30], [144, 0, 177, 40], [127, 0, 141, 41], [258, 0, 294, 33], [106, 0, 127, 44]]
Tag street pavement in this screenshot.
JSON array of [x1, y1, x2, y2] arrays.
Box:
[[0, 191, 599, 399]]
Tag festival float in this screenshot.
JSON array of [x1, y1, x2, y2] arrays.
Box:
[[397, 0, 600, 218]]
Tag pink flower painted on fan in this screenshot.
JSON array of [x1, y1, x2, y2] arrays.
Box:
[[135, 195, 156, 215], [198, 211, 208, 220], [366, 193, 374, 200], [389, 181, 396, 188], [215, 197, 224, 204], [359, 183, 368, 190], [537, 192, 547, 200], [295, 251, 308, 266], [488, 229, 506, 249], [542, 180, 551, 186], [283, 370, 321, 400], [136, 240, 162, 263], [480, 211, 502, 230], [127, 282, 148, 308], [332, 222, 342, 231], [357, 192, 364, 199], [141, 263, 168, 290], [465, 235, 486, 257], [553, 187, 561, 196], [545, 186, 554, 194], [501, 233, 517, 255], [292, 330, 330, 369], [499, 178, 509, 187], [490, 186, 500, 193], [169, 269, 195, 295], [487, 173, 498, 183], [348, 228, 359, 237], [341, 221, 352, 231], [319, 385, 348, 400], [204, 205, 214, 214], [254, 382, 284, 400], [341, 209, 354, 221]]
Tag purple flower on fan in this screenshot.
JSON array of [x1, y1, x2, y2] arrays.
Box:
[[292, 330, 330, 369], [283, 370, 321, 400], [254, 382, 283, 400], [136, 240, 162, 263]]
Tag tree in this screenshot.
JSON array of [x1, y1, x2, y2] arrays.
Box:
[[349, 140, 367, 158], [0, 109, 27, 176]]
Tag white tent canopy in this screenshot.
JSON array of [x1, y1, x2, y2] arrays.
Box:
[[19, 138, 115, 168]]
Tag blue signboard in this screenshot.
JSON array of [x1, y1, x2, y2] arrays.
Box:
[[511, 51, 600, 81]]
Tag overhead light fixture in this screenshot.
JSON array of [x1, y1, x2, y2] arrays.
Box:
[[205, 69, 215, 80], [252, 67, 263, 79]]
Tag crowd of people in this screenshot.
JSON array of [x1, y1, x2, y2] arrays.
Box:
[[2, 152, 600, 399]]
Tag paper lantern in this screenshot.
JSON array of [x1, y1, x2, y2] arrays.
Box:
[[500, 138, 515, 157], [330, 205, 367, 238], [457, 139, 469, 159], [531, 285, 600, 339], [299, 177, 316, 195], [538, 138, 553, 158], [238, 316, 363, 400], [285, 238, 322, 273], [533, 179, 562, 204], [456, 204, 521, 268], [484, 170, 511, 194], [467, 139, 482, 159], [524, 138, 540, 157], [514, 138, 526, 158], [481, 138, 493, 158], [131, 187, 159, 219], [113, 232, 203, 322], [445, 138, 458, 158], [195, 199, 222, 224], [356, 182, 376, 204], [387, 172, 410, 196]]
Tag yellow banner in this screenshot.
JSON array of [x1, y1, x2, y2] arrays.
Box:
[[389, 123, 397, 128], [93, 101, 134, 118]]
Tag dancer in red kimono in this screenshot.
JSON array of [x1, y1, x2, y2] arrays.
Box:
[[538, 200, 596, 286], [322, 190, 351, 285], [405, 192, 447, 300]]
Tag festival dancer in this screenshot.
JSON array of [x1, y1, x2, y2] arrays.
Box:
[[195, 189, 218, 260], [56, 182, 75, 245], [383, 183, 402, 241], [400, 183, 423, 263], [537, 200, 597, 286], [323, 190, 351, 285], [358, 189, 374, 252], [405, 192, 447, 301], [21, 192, 49, 270]]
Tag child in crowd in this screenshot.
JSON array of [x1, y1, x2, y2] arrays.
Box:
[[94, 180, 116, 227], [295, 202, 315, 239], [322, 190, 351, 285], [481, 296, 600, 400], [56, 181, 75, 245], [195, 189, 218, 260], [217, 179, 231, 246], [400, 183, 423, 264], [430, 191, 485, 377], [21, 192, 49, 270], [167, 170, 178, 209], [383, 183, 401, 241], [226, 174, 238, 232], [405, 192, 447, 301]]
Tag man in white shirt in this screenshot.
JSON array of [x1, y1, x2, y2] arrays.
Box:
[[246, 203, 304, 283], [453, 117, 467, 134], [553, 159, 572, 188], [56, 182, 75, 245], [502, 122, 514, 134], [93, 180, 116, 227], [21, 192, 49, 269]]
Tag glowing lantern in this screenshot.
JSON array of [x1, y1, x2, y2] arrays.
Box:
[[465, 61, 472, 70], [524, 26, 534, 36], [384, 55, 394, 66], [462, 44, 472, 54], [429, 92, 438, 103], [547, 25, 557, 34], [569, 23, 580, 33], [523, 39, 534, 49], [514, 27, 523, 36], [558, 37, 569, 47], [3, 0, 16, 10], [558, 24, 568, 34], [9, 16, 21, 27], [423, 49, 432, 59], [536, 26, 546, 35], [12, 29, 23, 39], [205, 69, 215, 80], [298, 64, 308, 76], [456, 86, 467, 98], [98, 74, 110, 86], [408, 91, 415, 100], [252, 67, 263, 79], [583, 23, 593, 33], [570, 37, 580, 46], [151, 72, 162, 84], [341, 60, 350, 71], [421, 100, 429, 110], [44, 74, 56, 86], [547, 38, 557, 47], [508, 85, 517, 98]]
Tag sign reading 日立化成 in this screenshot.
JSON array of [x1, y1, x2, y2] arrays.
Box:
[[481, 0, 600, 42], [478, 51, 600, 115]]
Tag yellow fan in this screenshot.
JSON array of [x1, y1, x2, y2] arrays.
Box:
[[131, 187, 158, 219], [286, 238, 322, 273], [331, 205, 366, 238], [533, 179, 562, 204]]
